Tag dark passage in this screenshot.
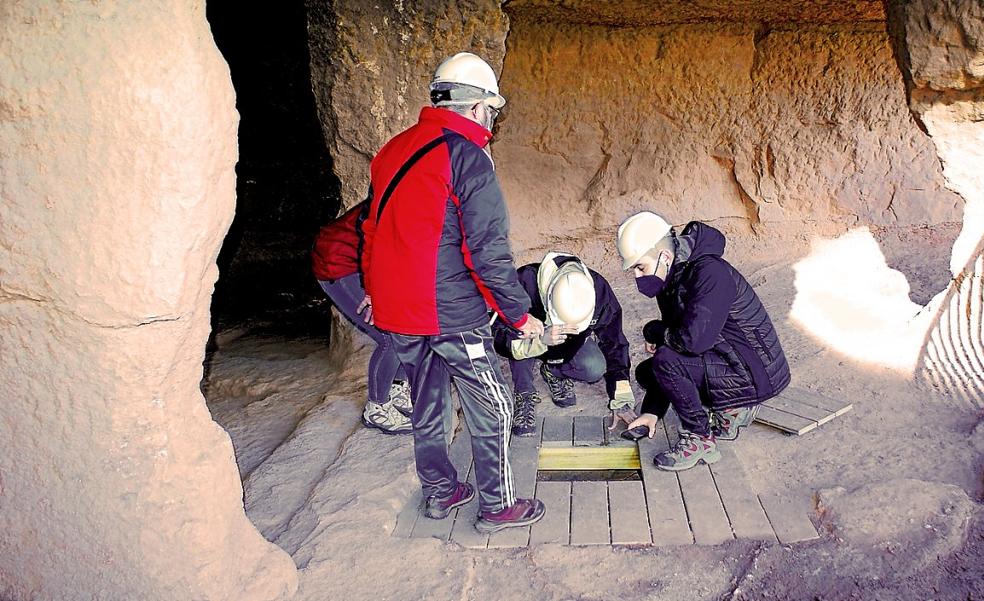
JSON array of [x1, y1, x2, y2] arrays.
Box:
[[206, 0, 340, 338]]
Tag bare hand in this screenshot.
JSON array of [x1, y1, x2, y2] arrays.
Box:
[[608, 405, 639, 430], [541, 324, 578, 346], [356, 294, 374, 325], [626, 413, 660, 438], [517, 315, 544, 339], [645, 342, 658, 354]]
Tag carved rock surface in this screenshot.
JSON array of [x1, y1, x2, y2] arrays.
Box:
[[308, 4, 962, 251], [495, 19, 962, 245], [0, 2, 296, 599], [307, 0, 508, 209]]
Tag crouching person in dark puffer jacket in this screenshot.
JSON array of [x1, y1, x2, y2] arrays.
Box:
[[616, 212, 791, 472]]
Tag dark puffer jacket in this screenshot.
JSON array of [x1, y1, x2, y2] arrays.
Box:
[[649, 221, 790, 411]]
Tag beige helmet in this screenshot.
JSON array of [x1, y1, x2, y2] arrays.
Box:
[[616, 211, 672, 270], [537, 252, 595, 333], [429, 52, 506, 109]]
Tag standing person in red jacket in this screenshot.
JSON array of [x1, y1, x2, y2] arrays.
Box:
[[312, 200, 412, 434], [361, 52, 546, 533]]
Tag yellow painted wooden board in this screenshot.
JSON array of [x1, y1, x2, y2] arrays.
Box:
[[538, 446, 640, 470]]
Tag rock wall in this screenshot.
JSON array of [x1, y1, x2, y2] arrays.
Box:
[[306, 3, 964, 252], [886, 0, 984, 275], [0, 2, 296, 599], [307, 0, 509, 210], [885, 0, 984, 401], [495, 19, 963, 246]]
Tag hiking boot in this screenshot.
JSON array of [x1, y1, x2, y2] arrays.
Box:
[[475, 498, 546, 533], [389, 380, 413, 417], [654, 429, 721, 472], [512, 390, 541, 437], [711, 406, 759, 441], [424, 482, 475, 519], [362, 401, 413, 435], [540, 362, 576, 407]]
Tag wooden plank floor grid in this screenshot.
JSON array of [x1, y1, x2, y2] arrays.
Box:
[[754, 386, 854, 435], [397, 414, 819, 547]]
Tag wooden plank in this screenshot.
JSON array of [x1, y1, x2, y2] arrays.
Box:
[[574, 415, 605, 446], [755, 405, 818, 435], [448, 463, 488, 549], [707, 447, 777, 542], [638, 425, 693, 546], [541, 415, 574, 447], [487, 435, 539, 548], [759, 493, 820, 544], [530, 481, 571, 545], [393, 489, 422, 538], [570, 481, 610, 545], [410, 428, 473, 541], [780, 387, 853, 416], [677, 464, 734, 545], [608, 481, 653, 545], [763, 396, 837, 425], [538, 446, 640, 470]]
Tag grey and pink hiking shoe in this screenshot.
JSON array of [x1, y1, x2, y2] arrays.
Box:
[[475, 498, 546, 533], [424, 482, 475, 519], [711, 406, 759, 441], [654, 429, 721, 472]]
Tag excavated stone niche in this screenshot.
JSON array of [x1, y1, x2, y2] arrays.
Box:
[[0, 2, 296, 599], [308, 0, 962, 251]]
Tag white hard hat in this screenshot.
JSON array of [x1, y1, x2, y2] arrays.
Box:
[[616, 211, 672, 270], [550, 270, 596, 327], [430, 52, 506, 109]]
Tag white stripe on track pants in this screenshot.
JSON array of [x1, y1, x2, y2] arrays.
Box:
[[390, 325, 516, 513]]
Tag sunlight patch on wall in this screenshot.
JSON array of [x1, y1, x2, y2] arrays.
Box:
[[789, 227, 939, 374]]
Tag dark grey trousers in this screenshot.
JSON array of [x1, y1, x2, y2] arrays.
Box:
[[390, 325, 515, 513]]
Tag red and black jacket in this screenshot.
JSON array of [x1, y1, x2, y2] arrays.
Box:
[[361, 107, 530, 336], [311, 200, 368, 282]]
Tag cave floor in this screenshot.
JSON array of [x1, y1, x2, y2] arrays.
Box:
[[205, 225, 983, 601]]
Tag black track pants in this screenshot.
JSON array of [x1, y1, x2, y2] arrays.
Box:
[[390, 325, 515, 513]]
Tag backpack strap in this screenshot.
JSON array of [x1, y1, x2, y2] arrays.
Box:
[[375, 133, 455, 222]]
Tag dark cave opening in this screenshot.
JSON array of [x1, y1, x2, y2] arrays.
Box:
[[206, 1, 341, 339]]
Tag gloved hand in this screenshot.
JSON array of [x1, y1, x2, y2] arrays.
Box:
[[510, 336, 548, 360], [541, 324, 578, 346], [609, 404, 639, 430], [608, 380, 635, 418]]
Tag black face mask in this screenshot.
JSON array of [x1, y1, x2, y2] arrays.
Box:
[[635, 274, 666, 298]]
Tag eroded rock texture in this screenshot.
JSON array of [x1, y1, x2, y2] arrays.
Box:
[[887, 0, 984, 275], [885, 1, 984, 402], [307, 0, 508, 209], [308, 2, 962, 251], [495, 19, 962, 244], [0, 2, 296, 599]]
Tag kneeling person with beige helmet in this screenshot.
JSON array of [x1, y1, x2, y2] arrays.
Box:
[[492, 253, 635, 437]]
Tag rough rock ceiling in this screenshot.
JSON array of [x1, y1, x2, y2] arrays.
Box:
[[503, 0, 886, 26]]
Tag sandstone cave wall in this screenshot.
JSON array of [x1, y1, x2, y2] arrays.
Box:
[[308, 7, 963, 253], [306, 0, 509, 210], [0, 2, 295, 599], [495, 19, 963, 246]]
